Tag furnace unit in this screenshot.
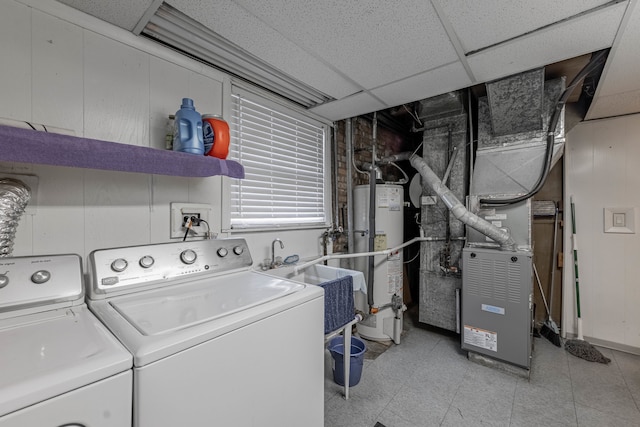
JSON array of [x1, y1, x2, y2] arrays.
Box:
[[461, 247, 533, 369]]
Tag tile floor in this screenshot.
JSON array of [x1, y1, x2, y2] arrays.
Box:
[[323, 309, 640, 427]]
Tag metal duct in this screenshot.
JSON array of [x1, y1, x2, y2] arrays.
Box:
[[487, 68, 545, 136], [410, 155, 516, 251], [472, 72, 566, 198], [0, 178, 31, 257]]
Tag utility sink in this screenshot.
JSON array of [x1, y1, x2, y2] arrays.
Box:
[[262, 264, 367, 293]]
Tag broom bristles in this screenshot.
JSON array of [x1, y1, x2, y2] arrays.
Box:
[[540, 323, 562, 347]]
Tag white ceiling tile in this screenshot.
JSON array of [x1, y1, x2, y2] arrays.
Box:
[[588, 91, 640, 119], [231, 0, 458, 89], [309, 92, 386, 122], [467, 2, 626, 83], [371, 62, 471, 108], [592, 1, 640, 97], [437, 0, 616, 53], [57, 0, 155, 31], [587, 1, 640, 120], [171, 0, 360, 99]]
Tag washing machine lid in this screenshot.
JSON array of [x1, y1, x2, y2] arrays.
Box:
[[0, 304, 132, 417], [110, 271, 304, 336], [88, 270, 323, 366]]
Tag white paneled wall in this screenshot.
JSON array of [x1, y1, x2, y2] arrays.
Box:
[[565, 114, 640, 351], [1, 0, 327, 264]]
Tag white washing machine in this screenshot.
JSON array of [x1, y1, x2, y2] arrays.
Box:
[[0, 254, 132, 426], [86, 238, 325, 427]]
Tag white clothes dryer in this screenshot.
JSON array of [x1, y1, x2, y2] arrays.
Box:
[[86, 238, 324, 427], [0, 254, 132, 427]]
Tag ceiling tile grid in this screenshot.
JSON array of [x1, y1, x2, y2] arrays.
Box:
[[371, 61, 472, 107], [309, 91, 386, 122], [436, 0, 616, 53], [467, 2, 627, 83], [48, 0, 639, 121], [593, 0, 640, 97], [171, 0, 361, 99], [587, 0, 640, 119], [231, 0, 459, 89]]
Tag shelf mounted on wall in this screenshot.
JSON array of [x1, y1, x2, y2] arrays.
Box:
[[0, 125, 244, 179]]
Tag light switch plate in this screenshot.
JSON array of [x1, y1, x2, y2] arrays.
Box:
[[604, 207, 635, 233]]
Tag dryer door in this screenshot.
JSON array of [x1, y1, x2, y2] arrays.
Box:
[[0, 371, 132, 427]]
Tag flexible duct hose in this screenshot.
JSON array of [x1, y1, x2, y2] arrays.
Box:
[[410, 154, 516, 251], [0, 178, 31, 257]]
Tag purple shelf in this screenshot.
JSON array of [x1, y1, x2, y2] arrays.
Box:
[[0, 125, 244, 178]]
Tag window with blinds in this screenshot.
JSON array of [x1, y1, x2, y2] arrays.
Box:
[[229, 89, 327, 229]]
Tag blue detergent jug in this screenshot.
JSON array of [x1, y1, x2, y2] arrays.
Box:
[[173, 98, 204, 155]]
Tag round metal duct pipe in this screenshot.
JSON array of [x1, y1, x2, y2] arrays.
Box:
[[0, 178, 31, 257]]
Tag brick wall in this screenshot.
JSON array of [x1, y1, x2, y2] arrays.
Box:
[[332, 117, 409, 253]]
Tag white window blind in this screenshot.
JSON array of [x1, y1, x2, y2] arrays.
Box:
[[229, 89, 327, 228]]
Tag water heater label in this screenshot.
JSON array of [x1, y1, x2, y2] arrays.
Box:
[[387, 251, 403, 294], [378, 186, 402, 211], [464, 325, 498, 352], [374, 234, 387, 251]]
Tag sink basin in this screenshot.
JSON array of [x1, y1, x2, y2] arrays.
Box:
[[262, 264, 367, 293]]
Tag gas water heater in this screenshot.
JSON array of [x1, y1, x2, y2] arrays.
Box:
[[353, 184, 404, 343]]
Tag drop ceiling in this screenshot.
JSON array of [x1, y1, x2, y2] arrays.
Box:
[[57, 0, 639, 122]]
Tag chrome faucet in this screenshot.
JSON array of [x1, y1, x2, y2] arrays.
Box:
[[271, 238, 284, 268]]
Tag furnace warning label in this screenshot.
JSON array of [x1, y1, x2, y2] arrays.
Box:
[[464, 325, 498, 352]]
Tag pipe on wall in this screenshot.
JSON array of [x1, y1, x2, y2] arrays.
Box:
[[346, 118, 354, 269], [367, 113, 377, 308], [410, 154, 516, 251], [332, 124, 340, 229]]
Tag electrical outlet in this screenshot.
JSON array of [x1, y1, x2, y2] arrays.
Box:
[[170, 203, 212, 238], [182, 213, 201, 227]]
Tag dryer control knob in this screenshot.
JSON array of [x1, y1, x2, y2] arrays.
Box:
[[111, 258, 128, 272], [233, 246, 244, 255], [139, 255, 155, 268], [0, 274, 8, 289], [31, 270, 51, 284], [217, 248, 228, 257], [180, 249, 197, 264]]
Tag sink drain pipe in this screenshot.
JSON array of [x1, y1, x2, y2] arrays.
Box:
[[0, 178, 31, 257]]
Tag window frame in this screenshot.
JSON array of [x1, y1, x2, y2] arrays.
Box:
[[221, 84, 332, 233]]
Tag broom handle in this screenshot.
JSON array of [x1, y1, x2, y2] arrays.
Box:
[[570, 196, 583, 340], [548, 205, 559, 318]]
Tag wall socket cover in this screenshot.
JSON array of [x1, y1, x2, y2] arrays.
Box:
[[170, 202, 212, 238]]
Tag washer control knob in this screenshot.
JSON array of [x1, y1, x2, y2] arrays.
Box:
[[31, 270, 51, 284], [180, 249, 197, 264], [139, 255, 155, 268], [0, 274, 8, 289], [233, 246, 244, 255], [217, 248, 228, 257], [111, 258, 128, 272]]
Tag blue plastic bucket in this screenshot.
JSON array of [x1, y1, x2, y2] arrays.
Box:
[[328, 336, 367, 387]]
